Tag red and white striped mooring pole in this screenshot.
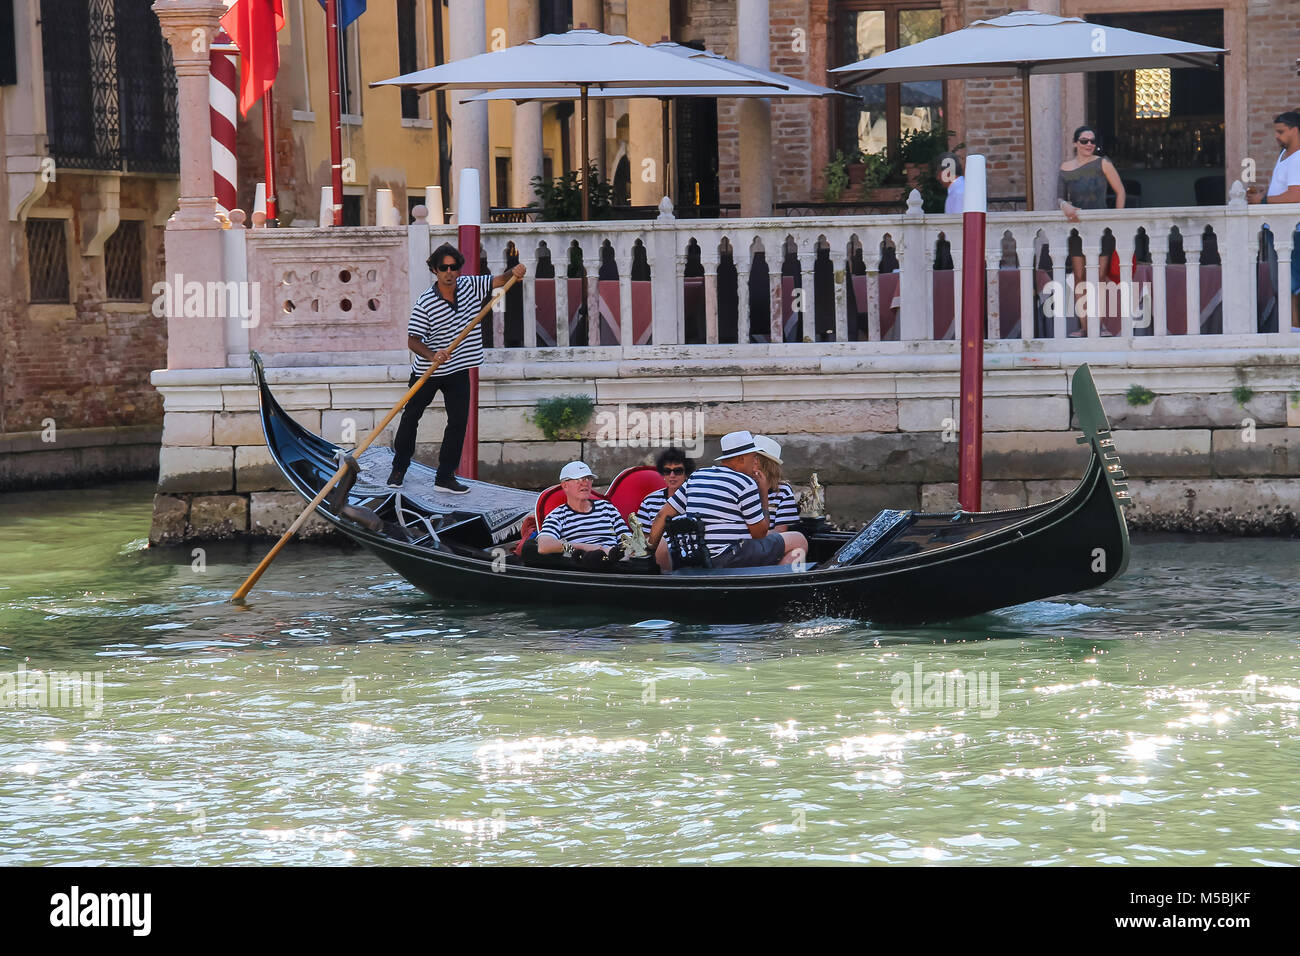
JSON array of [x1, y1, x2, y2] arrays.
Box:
[[457, 168, 482, 481], [209, 31, 238, 215], [958, 154, 987, 513]]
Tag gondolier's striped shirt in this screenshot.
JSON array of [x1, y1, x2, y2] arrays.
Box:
[[408, 274, 494, 377], [539, 500, 630, 549], [666, 466, 765, 556]]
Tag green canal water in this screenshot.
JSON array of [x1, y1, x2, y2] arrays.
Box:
[[1, 482, 1297, 866]]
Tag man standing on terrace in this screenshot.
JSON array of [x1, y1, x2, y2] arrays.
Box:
[[387, 243, 526, 492], [1247, 111, 1300, 328]]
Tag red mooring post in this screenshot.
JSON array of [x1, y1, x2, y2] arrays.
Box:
[[457, 168, 482, 480], [324, 0, 343, 225], [958, 154, 987, 512]]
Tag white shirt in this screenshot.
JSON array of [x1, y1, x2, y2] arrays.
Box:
[[1266, 148, 1300, 198], [945, 175, 966, 214]]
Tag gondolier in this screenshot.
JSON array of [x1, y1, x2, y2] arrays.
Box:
[[388, 243, 526, 492]]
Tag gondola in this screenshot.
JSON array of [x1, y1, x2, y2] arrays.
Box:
[[254, 353, 1131, 624]]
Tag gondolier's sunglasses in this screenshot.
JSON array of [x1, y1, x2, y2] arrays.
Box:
[[660, 466, 686, 475], [436, 261, 461, 271]]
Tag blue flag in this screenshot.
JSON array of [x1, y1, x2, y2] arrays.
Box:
[[318, 0, 366, 29]]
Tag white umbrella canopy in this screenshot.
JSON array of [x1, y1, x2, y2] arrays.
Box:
[[461, 41, 849, 102], [456, 41, 847, 210], [830, 10, 1227, 209], [373, 30, 774, 219]]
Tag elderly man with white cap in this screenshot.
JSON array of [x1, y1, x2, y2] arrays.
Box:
[[536, 461, 630, 560], [647, 431, 808, 571]]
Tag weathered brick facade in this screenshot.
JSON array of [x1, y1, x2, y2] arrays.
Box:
[[1, 175, 167, 436]]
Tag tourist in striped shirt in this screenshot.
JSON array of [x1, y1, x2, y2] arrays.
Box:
[[537, 461, 630, 555], [754, 435, 800, 531], [646, 431, 809, 571], [387, 243, 525, 494], [633, 447, 694, 530]]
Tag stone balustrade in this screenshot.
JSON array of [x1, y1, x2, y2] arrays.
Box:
[[207, 190, 1300, 373]]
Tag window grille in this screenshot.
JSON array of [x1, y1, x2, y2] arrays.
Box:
[[40, 0, 178, 173], [26, 218, 70, 304], [105, 220, 144, 301]]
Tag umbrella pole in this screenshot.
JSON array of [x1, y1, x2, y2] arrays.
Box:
[[581, 84, 590, 221], [1020, 66, 1035, 212], [661, 98, 671, 207]]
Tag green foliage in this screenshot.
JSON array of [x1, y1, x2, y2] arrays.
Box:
[[822, 149, 858, 201], [898, 125, 960, 166], [530, 165, 615, 221], [860, 150, 897, 189], [1232, 385, 1255, 406], [1126, 384, 1156, 407], [1290, 390, 1300, 408], [530, 395, 595, 441]]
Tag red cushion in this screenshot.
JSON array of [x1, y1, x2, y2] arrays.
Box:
[[604, 466, 667, 522]]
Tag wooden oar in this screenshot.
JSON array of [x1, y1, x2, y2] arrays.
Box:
[[231, 275, 518, 601]]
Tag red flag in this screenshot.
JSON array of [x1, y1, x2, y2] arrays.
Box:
[[221, 0, 285, 117]]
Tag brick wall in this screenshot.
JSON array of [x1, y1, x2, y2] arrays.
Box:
[[958, 1, 1025, 201], [1246, 0, 1300, 175], [2, 174, 167, 435]]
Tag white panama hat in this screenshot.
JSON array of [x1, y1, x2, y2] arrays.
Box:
[[753, 435, 783, 465], [714, 430, 760, 461], [559, 461, 596, 482]]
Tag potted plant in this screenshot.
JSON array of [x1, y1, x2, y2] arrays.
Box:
[[899, 126, 961, 188], [822, 149, 863, 202], [859, 150, 905, 203]]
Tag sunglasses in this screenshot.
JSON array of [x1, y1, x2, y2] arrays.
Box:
[[660, 466, 686, 476], [435, 262, 460, 272], [1076, 138, 1096, 145]]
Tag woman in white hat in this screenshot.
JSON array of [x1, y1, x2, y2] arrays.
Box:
[[536, 461, 629, 558], [753, 435, 799, 533]]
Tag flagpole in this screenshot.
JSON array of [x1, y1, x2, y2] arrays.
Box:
[[325, 0, 344, 226], [262, 88, 278, 225]]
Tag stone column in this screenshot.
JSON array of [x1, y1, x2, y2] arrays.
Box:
[[737, 0, 772, 217], [449, 0, 489, 222], [626, 1, 670, 206], [152, 0, 229, 370], [508, 0, 543, 207]]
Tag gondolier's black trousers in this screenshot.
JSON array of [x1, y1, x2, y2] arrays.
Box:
[[392, 369, 471, 481]]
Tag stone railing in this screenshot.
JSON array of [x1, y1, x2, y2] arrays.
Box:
[[209, 189, 1299, 370]]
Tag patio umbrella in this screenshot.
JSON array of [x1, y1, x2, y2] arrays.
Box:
[[463, 41, 850, 206], [830, 10, 1225, 209], [373, 30, 776, 219]]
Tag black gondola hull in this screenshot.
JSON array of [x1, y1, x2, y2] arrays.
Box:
[[252, 355, 1132, 625]]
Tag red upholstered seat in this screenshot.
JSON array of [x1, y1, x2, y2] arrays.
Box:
[[604, 466, 666, 522]]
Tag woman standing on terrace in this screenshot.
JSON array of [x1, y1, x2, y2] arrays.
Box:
[[1058, 125, 1126, 337]]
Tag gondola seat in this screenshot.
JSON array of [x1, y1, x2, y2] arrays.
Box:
[[603, 466, 666, 522]]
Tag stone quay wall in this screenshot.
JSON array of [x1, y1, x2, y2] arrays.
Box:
[[147, 346, 1300, 544]]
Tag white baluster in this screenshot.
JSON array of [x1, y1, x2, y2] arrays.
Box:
[[1277, 226, 1296, 332], [702, 243, 720, 345], [1152, 243, 1169, 338], [554, 242, 569, 349], [1018, 229, 1034, 341], [735, 238, 753, 345], [865, 238, 882, 343], [617, 235, 634, 350], [522, 242, 538, 349], [1184, 229, 1203, 335]]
